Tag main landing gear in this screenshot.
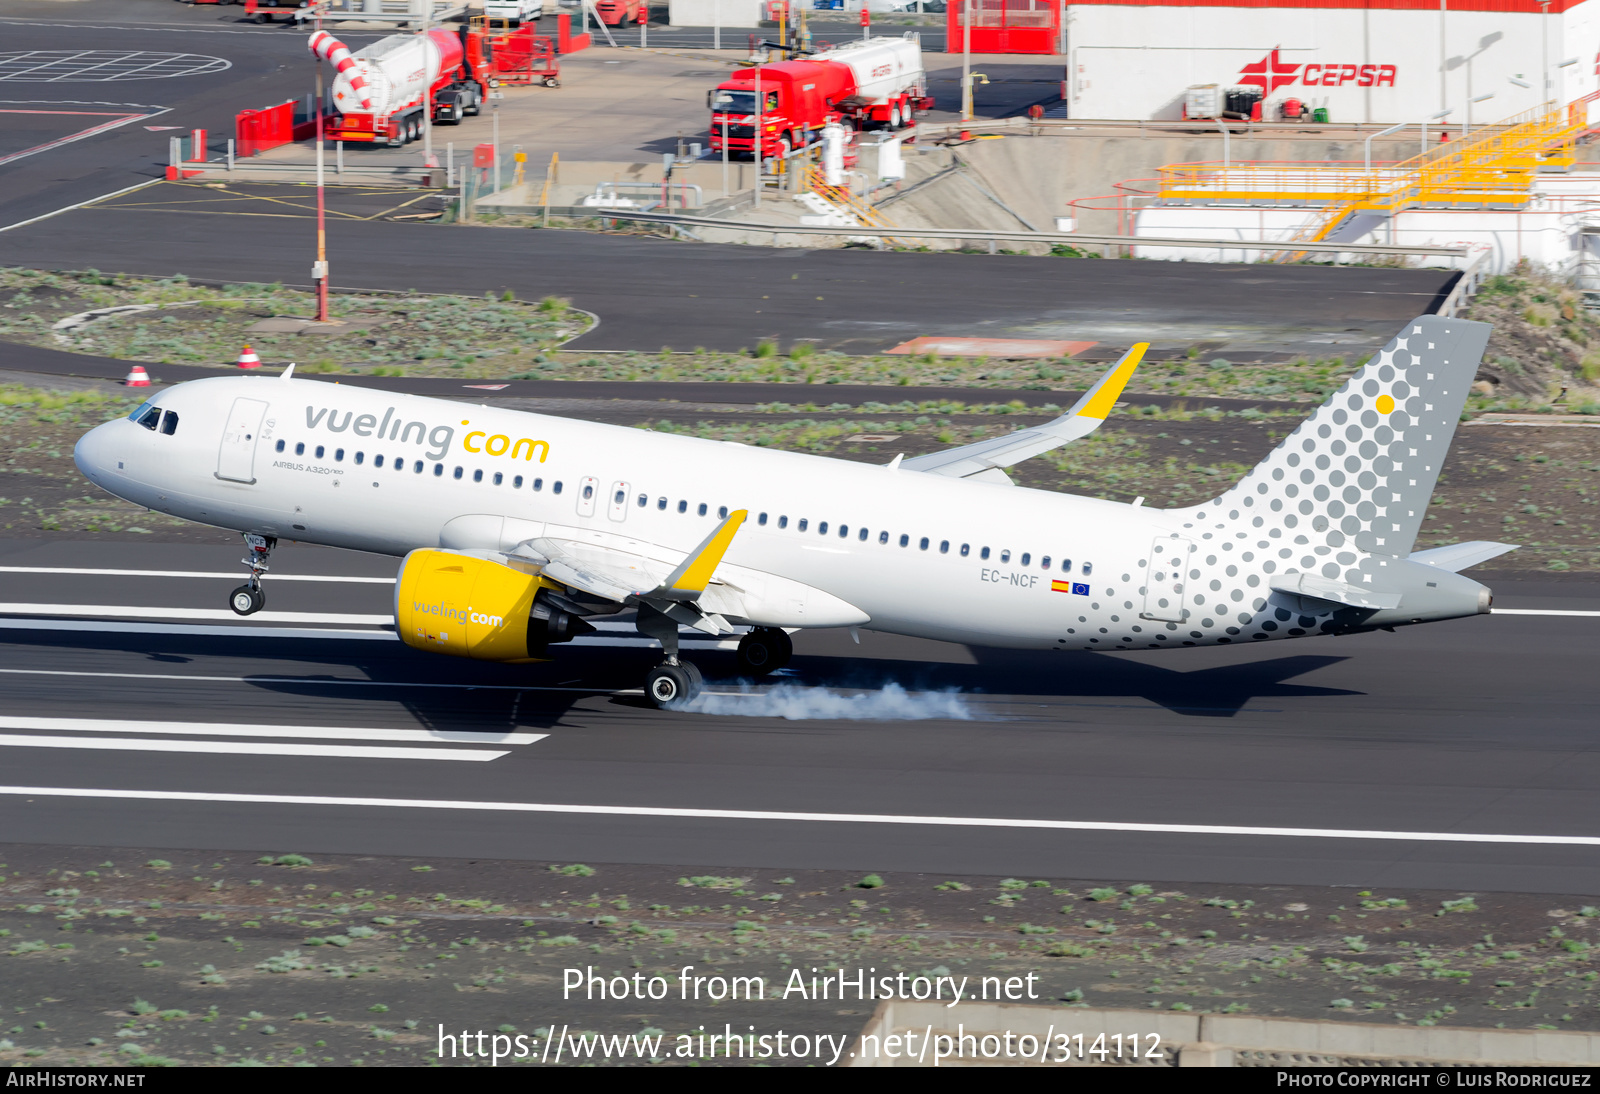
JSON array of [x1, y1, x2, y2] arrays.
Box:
[[229, 532, 275, 616], [736, 627, 792, 677], [635, 602, 705, 709]]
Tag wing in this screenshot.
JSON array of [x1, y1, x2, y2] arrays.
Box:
[[898, 343, 1149, 482]]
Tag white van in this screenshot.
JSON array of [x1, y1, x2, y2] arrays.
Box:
[[484, 0, 545, 23]]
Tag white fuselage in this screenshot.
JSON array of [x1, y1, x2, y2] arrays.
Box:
[[73, 373, 1486, 652]]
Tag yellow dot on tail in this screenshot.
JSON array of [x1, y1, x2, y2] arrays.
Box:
[[1376, 394, 1395, 414]]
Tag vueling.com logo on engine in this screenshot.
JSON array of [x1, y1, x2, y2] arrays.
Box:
[[414, 601, 504, 628]]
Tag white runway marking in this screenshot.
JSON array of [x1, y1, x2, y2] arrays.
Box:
[[0, 715, 545, 746], [0, 617, 395, 640], [0, 603, 393, 625], [0, 739, 505, 761], [0, 667, 610, 693], [1493, 608, 1600, 617], [3, 787, 1597, 847], [0, 567, 394, 583]]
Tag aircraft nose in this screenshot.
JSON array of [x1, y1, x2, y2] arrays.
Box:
[[73, 421, 118, 483]]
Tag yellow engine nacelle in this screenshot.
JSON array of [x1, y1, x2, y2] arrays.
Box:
[[395, 549, 595, 661]]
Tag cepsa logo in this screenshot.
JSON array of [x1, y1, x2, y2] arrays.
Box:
[[1239, 49, 1396, 92]]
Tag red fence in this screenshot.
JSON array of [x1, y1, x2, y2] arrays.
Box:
[[946, 0, 1060, 55], [236, 101, 295, 157]]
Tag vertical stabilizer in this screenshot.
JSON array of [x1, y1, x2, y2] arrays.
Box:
[[1208, 315, 1490, 558]]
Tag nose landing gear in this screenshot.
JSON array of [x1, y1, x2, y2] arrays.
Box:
[[228, 532, 276, 616]]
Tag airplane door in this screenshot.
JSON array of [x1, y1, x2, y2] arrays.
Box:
[[576, 475, 599, 517], [607, 480, 631, 522], [216, 397, 269, 484], [1141, 534, 1194, 623]]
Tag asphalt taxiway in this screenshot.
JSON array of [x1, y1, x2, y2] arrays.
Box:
[[0, 539, 1595, 895]]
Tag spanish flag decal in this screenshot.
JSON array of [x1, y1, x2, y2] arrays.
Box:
[[1050, 579, 1073, 593]]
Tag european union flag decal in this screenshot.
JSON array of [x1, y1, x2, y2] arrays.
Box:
[[1071, 583, 1090, 596]]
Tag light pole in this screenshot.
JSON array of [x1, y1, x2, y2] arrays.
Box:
[[1466, 90, 1493, 134], [1364, 119, 1406, 173], [1539, 0, 1550, 103], [1421, 106, 1452, 153], [1439, 0, 1448, 114]]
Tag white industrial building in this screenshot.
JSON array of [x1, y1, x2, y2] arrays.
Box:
[[1063, 0, 1600, 124]]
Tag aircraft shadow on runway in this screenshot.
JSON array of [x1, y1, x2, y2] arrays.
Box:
[[1, 631, 1359, 725]]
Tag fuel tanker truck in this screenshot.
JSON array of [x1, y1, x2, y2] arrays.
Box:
[[309, 28, 493, 146], [708, 34, 932, 160]]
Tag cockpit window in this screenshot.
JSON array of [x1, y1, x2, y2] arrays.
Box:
[[159, 410, 179, 436], [130, 403, 161, 431]]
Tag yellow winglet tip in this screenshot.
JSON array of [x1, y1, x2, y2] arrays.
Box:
[[669, 509, 748, 593], [1076, 342, 1148, 420]]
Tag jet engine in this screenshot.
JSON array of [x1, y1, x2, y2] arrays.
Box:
[[394, 549, 595, 661]]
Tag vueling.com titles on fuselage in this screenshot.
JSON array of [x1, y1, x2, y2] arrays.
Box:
[[304, 406, 550, 464]]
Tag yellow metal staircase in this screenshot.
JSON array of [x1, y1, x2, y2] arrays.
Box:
[[804, 166, 902, 244], [1156, 96, 1599, 261]]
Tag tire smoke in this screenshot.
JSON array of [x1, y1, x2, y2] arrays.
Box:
[[673, 681, 972, 720]]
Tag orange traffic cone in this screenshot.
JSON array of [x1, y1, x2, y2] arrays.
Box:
[[236, 345, 261, 370], [125, 365, 151, 387]]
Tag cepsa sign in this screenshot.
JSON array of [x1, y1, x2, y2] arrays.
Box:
[[1238, 49, 1396, 92]]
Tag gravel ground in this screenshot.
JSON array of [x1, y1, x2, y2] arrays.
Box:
[[0, 844, 1595, 1068]]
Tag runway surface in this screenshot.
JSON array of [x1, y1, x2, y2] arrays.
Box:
[[0, 202, 1460, 355], [0, 538, 1596, 895]]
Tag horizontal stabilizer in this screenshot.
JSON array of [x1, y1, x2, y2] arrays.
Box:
[[1270, 573, 1402, 611], [1408, 540, 1518, 573], [900, 343, 1148, 479]]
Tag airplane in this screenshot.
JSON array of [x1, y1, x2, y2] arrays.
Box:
[[72, 314, 1514, 709]]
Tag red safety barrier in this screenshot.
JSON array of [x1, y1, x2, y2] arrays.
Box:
[[556, 13, 591, 54], [236, 101, 295, 157]]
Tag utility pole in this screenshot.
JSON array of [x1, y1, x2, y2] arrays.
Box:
[[313, 6, 329, 323], [961, 0, 973, 121], [1439, 0, 1448, 114], [1539, 0, 1551, 103], [754, 62, 762, 206]]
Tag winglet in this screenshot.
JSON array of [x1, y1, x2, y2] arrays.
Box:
[[658, 509, 748, 600], [281, 362, 296, 381], [1068, 343, 1148, 421]]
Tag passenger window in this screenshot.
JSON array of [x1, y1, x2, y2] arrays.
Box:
[[295, 442, 305, 456], [636, 493, 646, 507], [473, 469, 483, 483], [1083, 562, 1093, 575], [453, 466, 464, 480], [919, 537, 929, 550], [276, 440, 286, 453], [940, 540, 949, 554], [334, 448, 344, 462], [415, 461, 424, 473], [899, 534, 909, 547], [697, 503, 707, 516], [553, 481, 563, 494], [494, 472, 503, 486], [819, 522, 828, 535], [799, 519, 808, 532], [758, 512, 768, 525], [583, 483, 595, 500], [315, 446, 325, 459], [878, 531, 888, 544], [658, 497, 667, 510], [719, 506, 729, 519], [980, 547, 990, 560], [514, 475, 523, 488], [1021, 552, 1030, 566], [374, 454, 384, 467], [431, 463, 442, 476], [778, 516, 788, 529], [160, 410, 179, 436], [1061, 558, 1072, 572], [1041, 556, 1051, 570], [355, 452, 364, 465], [858, 528, 868, 541], [677, 500, 687, 513], [533, 478, 543, 491], [838, 524, 847, 538], [1000, 550, 1010, 563], [960, 543, 970, 557]]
